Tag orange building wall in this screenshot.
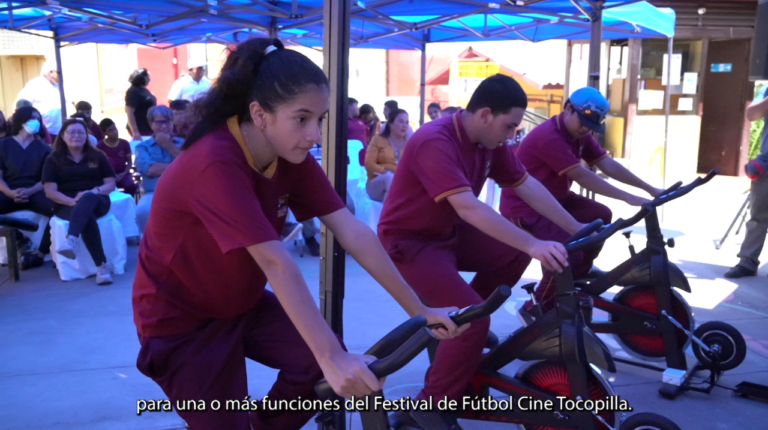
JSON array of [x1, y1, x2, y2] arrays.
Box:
[[387, 50, 421, 96], [137, 46, 188, 105]]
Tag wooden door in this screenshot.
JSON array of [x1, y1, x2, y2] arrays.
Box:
[[0, 55, 45, 116], [697, 39, 752, 176]]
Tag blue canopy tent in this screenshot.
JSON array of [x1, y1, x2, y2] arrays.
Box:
[[1, 2, 677, 385], [1, 1, 675, 124], [1, 1, 674, 47]]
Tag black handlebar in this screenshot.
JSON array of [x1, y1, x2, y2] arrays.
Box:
[[0, 215, 39, 232], [562, 170, 718, 253], [652, 169, 717, 207], [314, 285, 512, 399], [566, 217, 629, 254], [430, 284, 512, 328], [565, 219, 603, 244], [659, 181, 683, 197], [365, 315, 428, 360]]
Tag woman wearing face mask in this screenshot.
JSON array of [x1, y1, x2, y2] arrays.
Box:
[[131, 38, 466, 430], [364, 108, 409, 202], [0, 106, 56, 268], [42, 119, 117, 285]]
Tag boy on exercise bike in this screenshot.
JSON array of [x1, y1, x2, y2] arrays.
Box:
[[500, 87, 664, 323], [377, 74, 591, 430]]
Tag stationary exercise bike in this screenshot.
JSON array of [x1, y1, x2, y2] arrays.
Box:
[[314, 284, 511, 430], [384, 221, 681, 430], [560, 170, 746, 399]]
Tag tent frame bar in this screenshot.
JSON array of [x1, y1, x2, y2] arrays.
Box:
[[2, 0, 669, 48]]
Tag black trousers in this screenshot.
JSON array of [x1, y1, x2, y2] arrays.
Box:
[[0, 191, 55, 254], [55, 193, 111, 266]]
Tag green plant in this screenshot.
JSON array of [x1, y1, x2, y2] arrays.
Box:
[[749, 83, 766, 161]]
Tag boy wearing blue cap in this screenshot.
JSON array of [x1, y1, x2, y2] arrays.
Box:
[[500, 87, 664, 320]]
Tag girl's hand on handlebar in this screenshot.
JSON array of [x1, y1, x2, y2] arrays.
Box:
[[648, 187, 666, 198], [625, 195, 651, 206], [318, 351, 383, 399], [570, 222, 598, 237], [529, 240, 568, 273], [421, 306, 469, 340]]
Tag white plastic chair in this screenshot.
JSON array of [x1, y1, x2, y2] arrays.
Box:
[[347, 139, 364, 192], [284, 210, 306, 257], [49, 214, 127, 281], [108, 190, 140, 238]]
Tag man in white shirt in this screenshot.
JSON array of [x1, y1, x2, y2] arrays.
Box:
[[15, 61, 63, 136], [167, 58, 212, 103]]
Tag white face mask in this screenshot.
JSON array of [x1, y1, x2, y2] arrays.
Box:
[[24, 119, 40, 135]]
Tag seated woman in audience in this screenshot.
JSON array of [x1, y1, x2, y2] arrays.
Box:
[[0, 106, 55, 268], [364, 108, 409, 202], [359, 104, 381, 140], [11, 100, 50, 143], [135, 105, 183, 234], [8, 106, 50, 144], [427, 102, 442, 121], [97, 118, 137, 196], [42, 119, 117, 285]]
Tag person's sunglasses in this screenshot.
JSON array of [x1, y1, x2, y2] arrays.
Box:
[[575, 106, 605, 125]]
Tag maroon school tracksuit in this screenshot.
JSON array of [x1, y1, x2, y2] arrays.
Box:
[[501, 113, 612, 312], [132, 117, 346, 430], [378, 111, 532, 402]]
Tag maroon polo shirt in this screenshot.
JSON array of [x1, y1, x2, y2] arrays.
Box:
[[500, 113, 608, 219], [348, 117, 369, 146], [89, 121, 105, 143], [378, 110, 529, 242], [132, 116, 346, 338], [96, 138, 132, 174]]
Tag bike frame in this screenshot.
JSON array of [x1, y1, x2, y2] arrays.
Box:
[[454, 254, 617, 429], [577, 207, 690, 371]]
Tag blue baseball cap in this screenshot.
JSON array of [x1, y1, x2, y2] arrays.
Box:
[[569, 87, 609, 134]]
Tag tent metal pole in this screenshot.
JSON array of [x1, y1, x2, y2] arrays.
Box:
[[564, 40, 572, 101], [320, 0, 351, 362], [587, 1, 603, 89], [54, 32, 67, 124], [663, 36, 673, 198], [419, 41, 427, 125], [268, 17, 278, 38]]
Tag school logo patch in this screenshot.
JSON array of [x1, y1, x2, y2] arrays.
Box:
[[277, 195, 289, 217], [88, 161, 98, 168], [118, 151, 125, 157]]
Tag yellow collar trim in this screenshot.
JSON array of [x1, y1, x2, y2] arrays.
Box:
[[227, 116, 277, 178], [452, 112, 463, 144]]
